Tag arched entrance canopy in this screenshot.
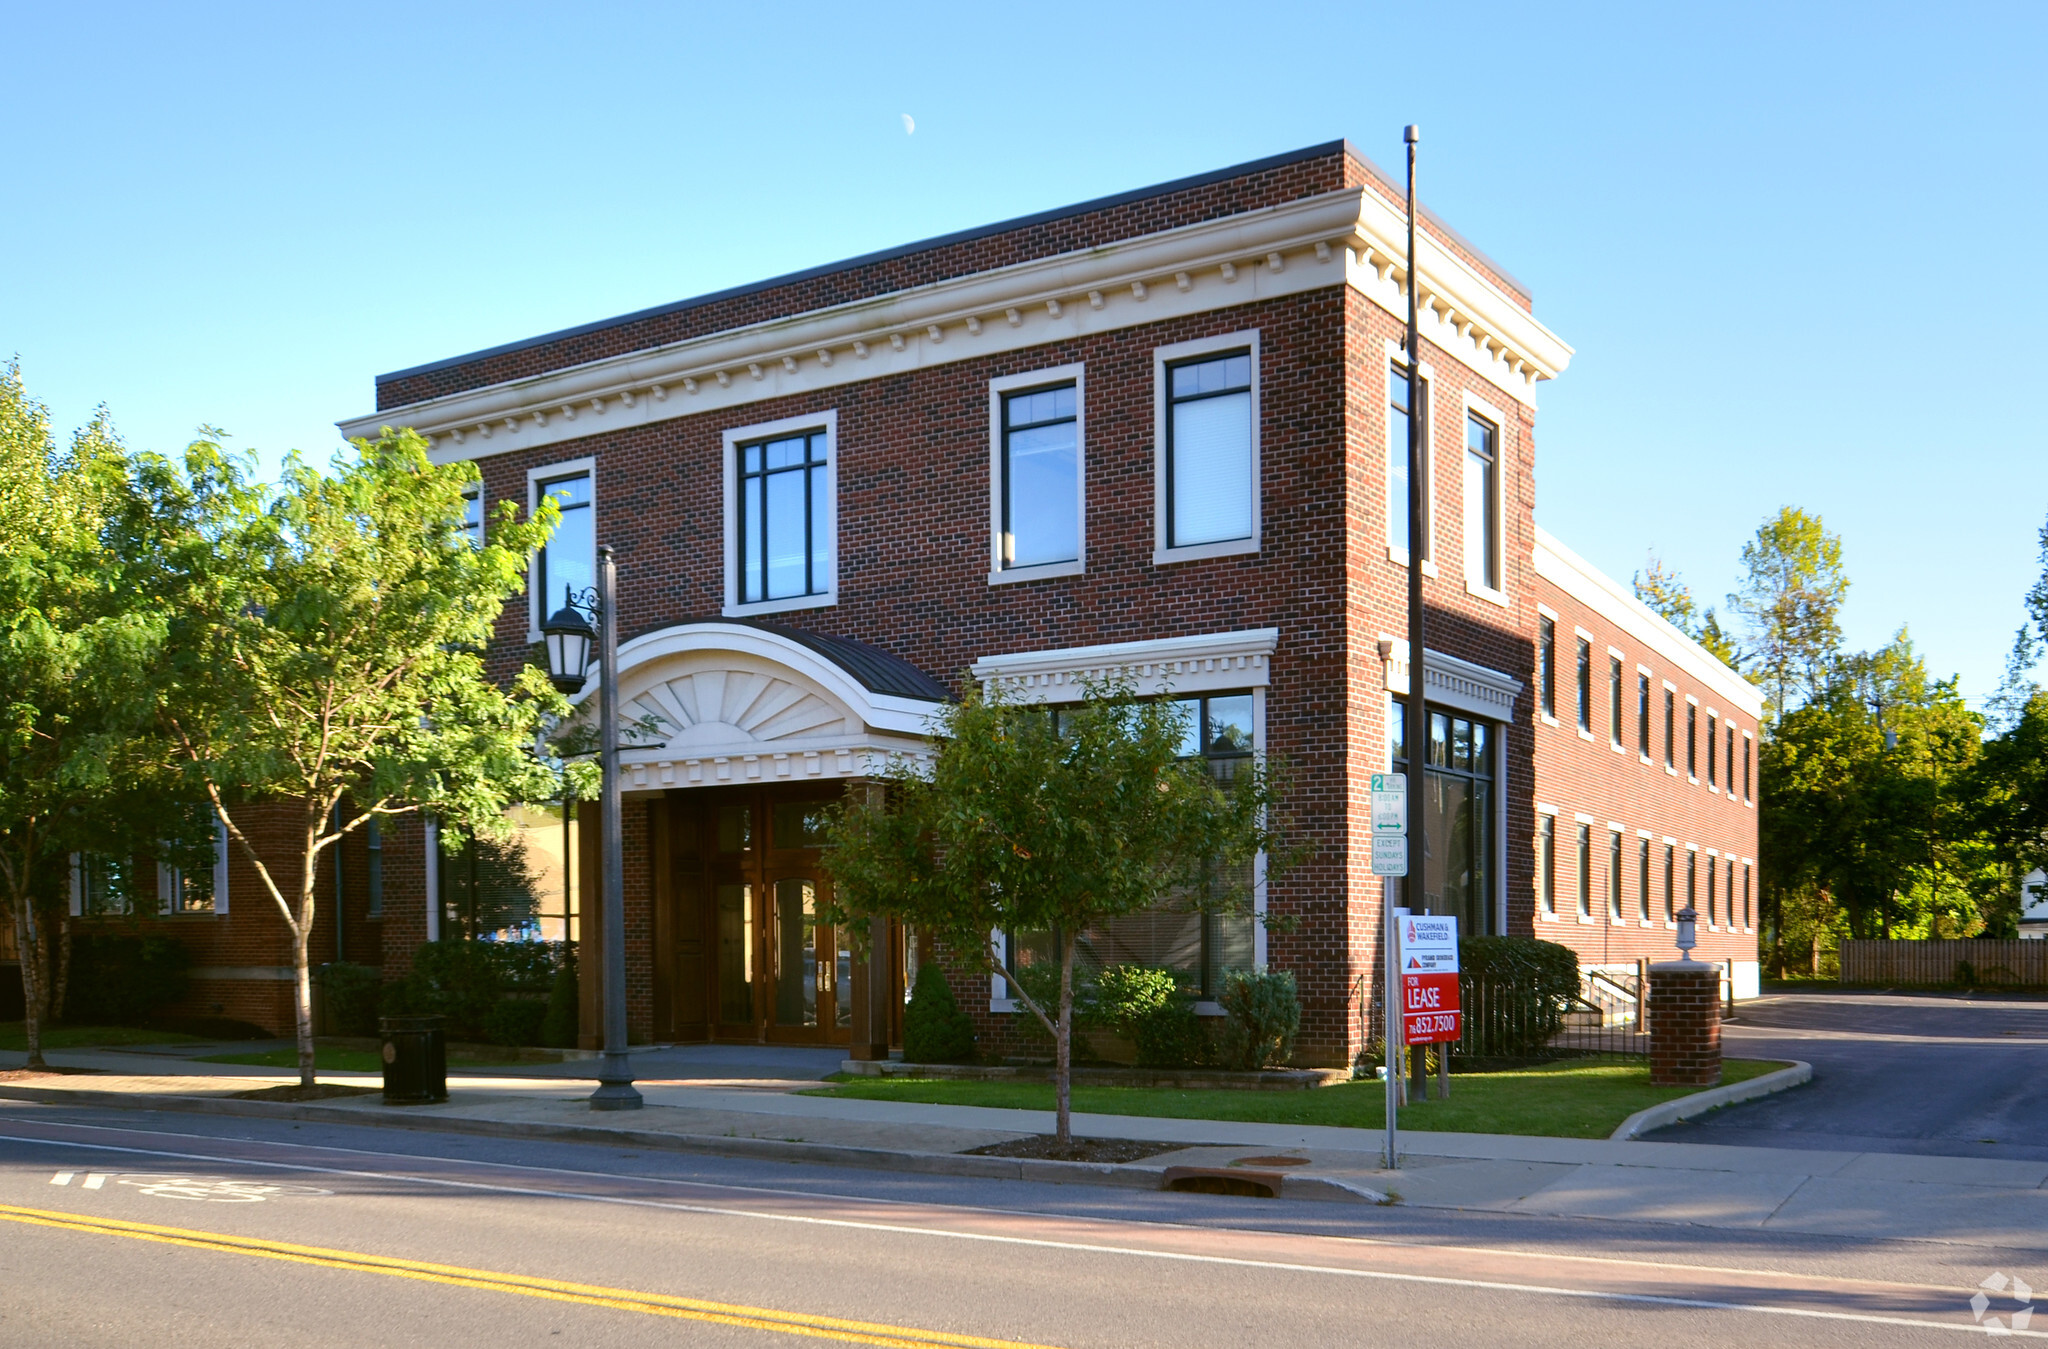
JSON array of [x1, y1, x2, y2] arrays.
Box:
[[574, 620, 947, 793]]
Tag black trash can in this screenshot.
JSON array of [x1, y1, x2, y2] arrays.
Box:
[[379, 1014, 448, 1104]]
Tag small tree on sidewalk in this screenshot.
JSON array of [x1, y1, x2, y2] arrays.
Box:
[[824, 679, 1294, 1148], [156, 430, 587, 1089]]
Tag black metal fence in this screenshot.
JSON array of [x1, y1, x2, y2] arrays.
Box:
[[1361, 971, 1648, 1071]]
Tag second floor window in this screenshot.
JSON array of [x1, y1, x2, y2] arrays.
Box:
[[1388, 360, 1425, 555], [1537, 814, 1555, 917], [1165, 351, 1254, 548], [1538, 616, 1556, 718], [739, 430, 831, 603], [1576, 638, 1592, 732], [1637, 672, 1651, 756], [460, 484, 483, 549], [1000, 383, 1079, 570], [1687, 702, 1699, 778], [1464, 412, 1499, 590], [1664, 688, 1676, 768], [1707, 714, 1719, 788], [535, 471, 593, 615], [1609, 656, 1624, 748], [1744, 735, 1753, 800]]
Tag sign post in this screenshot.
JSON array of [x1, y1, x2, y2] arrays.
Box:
[[1371, 773, 1408, 1167], [1401, 914, 1462, 1100]]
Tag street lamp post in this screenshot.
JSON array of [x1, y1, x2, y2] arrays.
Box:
[[541, 545, 643, 1112]]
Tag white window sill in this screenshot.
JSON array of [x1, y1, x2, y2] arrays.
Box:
[[990, 998, 1017, 1014], [1540, 713, 1559, 727], [1611, 741, 1628, 754], [1539, 909, 1556, 922], [1154, 536, 1259, 566], [1464, 579, 1511, 609], [1578, 727, 1596, 742], [1640, 754, 1655, 766], [724, 591, 838, 619], [1666, 766, 1680, 777], [988, 559, 1084, 586], [1576, 914, 1595, 925], [1386, 546, 1440, 578], [1688, 776, 1699, 786], [1639, 920, 1654, 929]]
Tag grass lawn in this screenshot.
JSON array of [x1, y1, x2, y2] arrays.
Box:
[[808, 1058, 1789, 1140], [0, 1024, 206, 1052], [198, 1047, 531, 1073]]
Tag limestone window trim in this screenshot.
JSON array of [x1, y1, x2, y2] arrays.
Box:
[[986, 363, 1087, 586], [1383, 338, 1437, 574], [525, 455, 595, 642], [721, 409, 840, 619], [1153, 329, 1262, 566], [1459, 387, 1511, 608]]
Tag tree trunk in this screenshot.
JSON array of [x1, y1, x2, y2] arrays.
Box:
[[1054, 929, 1076, 1148], [13, 902, 45, 1072], [293, 921, 315, 1088]]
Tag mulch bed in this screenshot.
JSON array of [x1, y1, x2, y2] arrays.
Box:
[[0, 1067, 107, 1079], [964, 1135, 1192, 1164], [231, 1084, 381, 1103]]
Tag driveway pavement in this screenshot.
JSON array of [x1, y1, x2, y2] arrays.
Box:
[[1652, 990, 2048, 1161]]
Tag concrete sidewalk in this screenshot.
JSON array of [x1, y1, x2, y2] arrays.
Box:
[[4, 1046, 2045, 1251]]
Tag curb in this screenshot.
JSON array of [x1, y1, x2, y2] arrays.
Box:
[[0, 1083, 1386, 1203], [1608, 1060, 1813, 1140]]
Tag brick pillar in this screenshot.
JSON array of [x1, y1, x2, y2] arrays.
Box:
[[1648, 960, 1721, 1087]]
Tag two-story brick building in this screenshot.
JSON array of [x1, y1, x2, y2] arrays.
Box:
[[72, 139, 1755, 1060]]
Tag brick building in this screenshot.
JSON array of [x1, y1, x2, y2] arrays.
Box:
[[46, 139, 1755, 1057]]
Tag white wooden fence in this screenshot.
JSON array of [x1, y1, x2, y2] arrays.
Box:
[[1839, 939, 2048, 987]]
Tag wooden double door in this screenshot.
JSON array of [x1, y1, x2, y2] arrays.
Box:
[[654, 786, 868, 1046]]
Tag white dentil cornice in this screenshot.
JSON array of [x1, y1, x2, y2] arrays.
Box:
[[338, 189, 1573, 462]]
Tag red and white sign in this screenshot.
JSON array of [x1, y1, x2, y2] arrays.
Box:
[[1400, 915, 1462, 1045]]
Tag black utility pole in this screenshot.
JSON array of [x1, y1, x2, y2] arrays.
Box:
[[1384, 123, 1428, 1167]]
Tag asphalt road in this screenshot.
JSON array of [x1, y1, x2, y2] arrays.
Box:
[[1652, 991, 2048, 1161], [0, 1099, 2038, 1346]]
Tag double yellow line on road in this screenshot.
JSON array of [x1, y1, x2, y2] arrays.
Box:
[[0, 1202, 1060, 1348]]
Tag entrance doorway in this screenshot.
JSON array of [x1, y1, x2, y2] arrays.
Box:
[[660, 787, 862, 1046]]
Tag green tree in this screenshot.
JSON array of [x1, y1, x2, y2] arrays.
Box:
[[0, 363, 204, 1067], [1729, 508, 1849, 720], [154, 430, 586, 1088], [1971, 511, 2048, 925], [1759, 630, 1989, 967], [823, 680, 1293, 1147], [1632, 552, 1740, 668]]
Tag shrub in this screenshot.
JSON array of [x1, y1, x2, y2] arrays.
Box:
[[1218, 969, 1300, 1070], [540, 952, 580, 1048], [317, 962, 382, 1036], [382, 940, 569, 1042], [484, 998, 548, 1047], [64, 934, 190, 1025], [1457, 936, 1580, 1059], [1092, 965, 1209, 1068], [903, 960, 976, 1063]]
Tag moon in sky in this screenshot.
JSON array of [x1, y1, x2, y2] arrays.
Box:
[[901, 113, 915, 136]]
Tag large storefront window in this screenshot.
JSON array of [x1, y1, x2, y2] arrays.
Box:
[[1392, 698, 1496, 937], [439, 802, 579, 942], [1008, 692, 1258, 1000]]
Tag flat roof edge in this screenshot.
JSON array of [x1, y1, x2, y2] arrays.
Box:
[[378, 140, 1362, 387]]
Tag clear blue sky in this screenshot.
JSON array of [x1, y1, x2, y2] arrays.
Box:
[[5, 2, 2043, 704]]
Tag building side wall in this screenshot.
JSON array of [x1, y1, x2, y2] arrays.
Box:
[[1530, 574, 1761, 977]]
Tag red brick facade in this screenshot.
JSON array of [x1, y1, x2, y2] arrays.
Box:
[[1648, 962, 1723, 1086]]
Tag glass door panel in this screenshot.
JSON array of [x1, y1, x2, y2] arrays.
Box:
[[774, 879, 817, 1027], [716, 883, 753, 1024], [834, 924, 854, 1030]]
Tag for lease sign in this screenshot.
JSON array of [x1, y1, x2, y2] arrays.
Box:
[[1400, 915, 1462, 1045]]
